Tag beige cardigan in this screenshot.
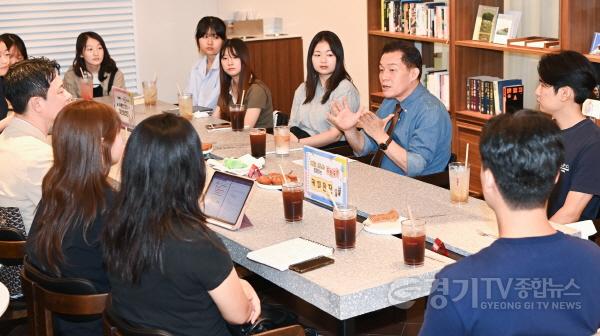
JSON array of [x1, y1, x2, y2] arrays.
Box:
[[63, 66, 125, 98]]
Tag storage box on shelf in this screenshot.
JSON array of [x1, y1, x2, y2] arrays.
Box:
[[366, 0, 600, 195]]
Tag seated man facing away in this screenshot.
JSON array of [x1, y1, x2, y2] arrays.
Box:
[[420, 110, 600, 335], [536, 50, 600, 222], [0, 57, 71, 233], [328, 40, 451, 176]]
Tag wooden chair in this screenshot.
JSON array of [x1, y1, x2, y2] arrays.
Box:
[[20, 259, 108, 336], [103, 307, 173, 336], [0, 209, 28, 331]]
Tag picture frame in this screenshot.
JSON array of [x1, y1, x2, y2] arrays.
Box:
[[472, 5, 499, 42], [590, 32, 600, 55]]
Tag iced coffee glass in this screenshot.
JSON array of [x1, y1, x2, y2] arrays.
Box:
[[274, 126, 290, 156], [142, 80, 157, 106], [333, 205, 357, 249], [229, 104, 246, 131], [402, 219, 425, 267], [178, 93, 193, 120], [282, 181, 303, 223], [448, 162, 470, 204]]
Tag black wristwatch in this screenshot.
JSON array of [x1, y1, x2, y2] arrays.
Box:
[[378, 136, 393, 150]]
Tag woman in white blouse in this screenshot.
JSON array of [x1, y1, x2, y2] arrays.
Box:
[[186, 16, 226, 109], [288, 31, 359, 148]]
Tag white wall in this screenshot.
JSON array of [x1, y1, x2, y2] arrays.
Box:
[[135, 0, 218, 103], [216, 0, 370, 107]]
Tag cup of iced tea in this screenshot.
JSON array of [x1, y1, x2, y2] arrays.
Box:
[[448, 162, 470, 204], [79, 72, 93, 100], [249, 128, 266, 158], [229, 104, 246, 131], [178, 93, 193, 120], [282, 181, 303, 223], [143, 80, 158, 106], [274, 126, 290, 156], [402, 219, 425, 267], [333, 205, 357, 249]]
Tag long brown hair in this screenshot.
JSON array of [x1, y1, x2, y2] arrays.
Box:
[[29, 100, 122, 276], [217, 38, 255, 120]]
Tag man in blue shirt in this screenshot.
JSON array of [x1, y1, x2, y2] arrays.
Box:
[[420, 110, 600, 335], [328, 41, 451, 176]]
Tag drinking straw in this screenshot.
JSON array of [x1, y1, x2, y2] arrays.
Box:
[[465, 143, 470, 167], [239, 90, 246, 105], [176, 83, 182, 96], [153, 72, 158, 83], [407, 205, 415, 221], [327, 192, 339, 211], [279, 164, 288, 185]]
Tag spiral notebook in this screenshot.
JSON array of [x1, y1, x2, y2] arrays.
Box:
[[247, 237, 334, 271]]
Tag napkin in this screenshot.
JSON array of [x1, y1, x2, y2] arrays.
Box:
[[193, 111, 210, 118], [565, 220, 597, 239]]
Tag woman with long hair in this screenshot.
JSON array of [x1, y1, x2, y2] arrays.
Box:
[[0, 33, 28, 65], [213, 38, 274, 129], [63, 31, 125, 98], [26, 100, 124, 335], [186, 16, 226, 108], [289, 31, 359, 148], [0, 37, 11, 131], [103, 114, 260, 335]]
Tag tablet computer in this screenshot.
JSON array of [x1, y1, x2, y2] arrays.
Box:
[[202, 171, 255, 230]]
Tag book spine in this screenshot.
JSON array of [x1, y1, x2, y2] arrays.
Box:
[[466, 78, 471, 110]]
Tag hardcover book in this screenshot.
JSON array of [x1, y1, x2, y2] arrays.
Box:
[[503, 85, 524, 114], [472, 5, 499, 42]]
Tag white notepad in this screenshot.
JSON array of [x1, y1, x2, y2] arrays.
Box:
[[247, 237, 334, 271]]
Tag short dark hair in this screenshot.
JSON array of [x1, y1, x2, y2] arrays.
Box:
[[479, 109, 564, 209], [195, 16, 226, 48], [381, 40, 423, 80], [0, 33, 28, 60], [4, 57, 60, 114], [538, 50, 598, 104]]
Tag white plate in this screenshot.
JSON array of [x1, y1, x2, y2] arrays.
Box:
[[256, 182, 282, 190], [362, 216, 407, 235]]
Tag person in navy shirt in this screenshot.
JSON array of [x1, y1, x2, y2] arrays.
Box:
[[536, 51, 600, 222], [328, 40, 451, 176], [420, 110, 600, 335]]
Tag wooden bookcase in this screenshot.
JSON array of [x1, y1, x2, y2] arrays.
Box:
[[367, 0, 600, 196]]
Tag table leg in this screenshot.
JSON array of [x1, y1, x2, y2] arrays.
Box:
[[337, 318, 355, 336]]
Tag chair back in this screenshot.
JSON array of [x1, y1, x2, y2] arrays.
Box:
[[0, 207, 26, 297], [21, 259, 108, 336], [254, 325, 305, 336], [103, 307, 174, 336]]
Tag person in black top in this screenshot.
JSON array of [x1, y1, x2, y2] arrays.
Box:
[[103, 114, 260, 336], [26, 100, 124, 335], [536, 50, 600, 222]]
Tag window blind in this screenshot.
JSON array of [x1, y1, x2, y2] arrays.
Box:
[[0, 0, 138, 91]]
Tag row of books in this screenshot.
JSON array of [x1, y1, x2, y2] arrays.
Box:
[[466, 76, 523, 115], [422, 68, 449, 109], [381, 0, 449, 40]]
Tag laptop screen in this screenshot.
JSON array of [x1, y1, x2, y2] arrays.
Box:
[[203, 171, 254, 225]]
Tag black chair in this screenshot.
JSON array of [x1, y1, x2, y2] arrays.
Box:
[[414, 152, 457, 189], [21, 258, 108, 336], [103, 307, 173, 336]]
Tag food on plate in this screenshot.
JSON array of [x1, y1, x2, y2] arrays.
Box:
[[255, 172, 298, 186], [368, 209, 400, 223], [201, 143, 213, 152]]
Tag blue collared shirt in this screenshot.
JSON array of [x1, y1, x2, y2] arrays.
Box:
[[186, 54, 220, 108], [356, 84, 452, 176]]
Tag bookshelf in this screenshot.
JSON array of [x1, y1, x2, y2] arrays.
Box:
[[367, 0, 600, 196]]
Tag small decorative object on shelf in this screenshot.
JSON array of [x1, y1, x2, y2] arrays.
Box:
[[492, 11, 521, 45], [590, 32, 600, 55], [507, 36, 559, 48], [472, 5, 499, 42], [381, 0, 449, 39]]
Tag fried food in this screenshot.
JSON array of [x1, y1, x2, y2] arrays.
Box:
[[368, 209, 400, 223]]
